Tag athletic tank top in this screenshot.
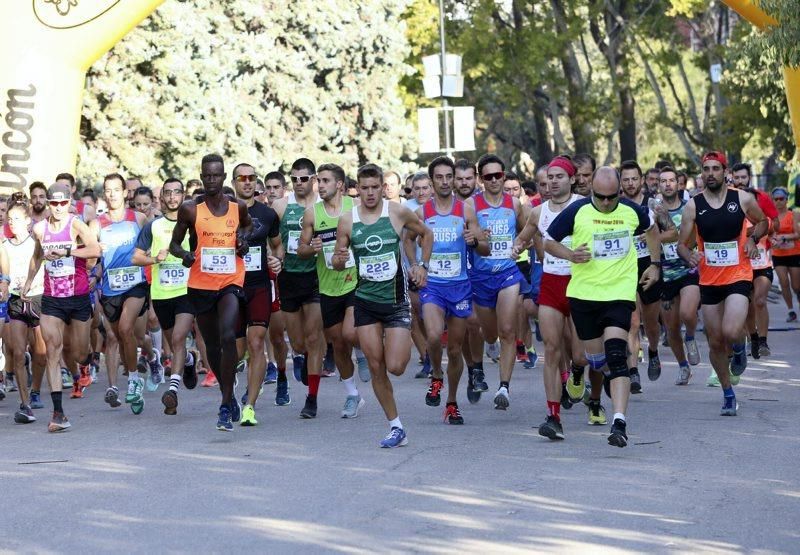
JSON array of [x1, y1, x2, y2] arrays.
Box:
[[423, 198, 469, 284], [694, 188, 752, 286], [41, 216, 89, 298], [4, 235, 43, 297], [98, 209, 145, 297], [150, 216, 190, 300], [660, 201, 696, 282], [539, 194, 579, 276], [188, 201, 245, 290], [313, 196, 357, 296], [772, 211, 800, 256], [472, 192, 517, 274], [280, 193, 317, 274], [351, 202, 406, 304]]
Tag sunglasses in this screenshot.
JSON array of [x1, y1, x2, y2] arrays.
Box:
[[235, 175, 257, 183], [48, 200, 70, 207], [773, 196, 787, 201], [593, 192, 619, 201], [290, 175, 315, 184], [481, 172, 504, 182]]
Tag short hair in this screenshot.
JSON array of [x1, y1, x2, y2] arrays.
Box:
[[290, 158, 316, 175], [646, 167, 660, 178], [504, 170, 520, 182], [658, 166, 677, 178], [384, 170, 401, 183], [573, 153, 596, 171], [186, 179, 202, 191], [134, 186, 154, 200], [103, 173, 126, 189], [317, 163, 346, 184], [731, 162, 752, 176], [232, 162, 255, 177], [29, 181, 47, 196], [55, 172, 75, 187], [357, 163, 383, 182], [521, 180, 537, 194], [163, 177, 184, 189], [454, 158, 476, 174], [81, 189, 97, 203], [619, 160, 642, 177], [191, 188, 205, 198], [677, 171, 688, 180], [201, 153, 224, 167], [222, 186, 236, 197], [654, 159, 672, 170], [264, 171, 286, 187], [427, 156, 455, 179], [477, 154, 505, 175], [411, 171, 431, 186]]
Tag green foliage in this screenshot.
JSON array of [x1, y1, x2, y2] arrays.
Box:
[[755, 0, 800, 68]]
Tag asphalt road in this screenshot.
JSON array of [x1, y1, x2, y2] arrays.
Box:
[[1, 301, 797, 553]]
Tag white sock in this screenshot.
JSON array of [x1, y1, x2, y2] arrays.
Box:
[[342, 376, 358, 397], [389, 417, 402, 430], [151, 329, 162, 352], [613, 412, 625, 422], [169, 374, 182, 392], [128, 371, 141, 382]]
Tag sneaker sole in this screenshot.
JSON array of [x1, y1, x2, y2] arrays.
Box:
[[240, 419, 257, 426], [608, 433, 627, 447], [588, 419, 607, 426], [493, 394, 509, 410], [131, 400, 145, 415], [472, 383, 489, 393], [380, 438, 409, 448], [466, 389, 481, 405], [342, 399, 365, 419], [14, 415, 36, 424], [104, 391, 122, 408], [538, 427, 564, 440], [275, 399, 291, 406], [217, 425, 233, 432], [425, 398, 441, 407], [630, 384, 642, 394]]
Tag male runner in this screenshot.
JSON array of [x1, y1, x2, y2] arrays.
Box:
[[572, 154, 595, 197], [332, 163, 432, 447], [29, 182, 49, 224], [170, 153, 253, 431]]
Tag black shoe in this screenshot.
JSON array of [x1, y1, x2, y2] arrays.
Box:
[[472, 369, 489, 392], [301, 356, 309, 386], [608, 418, 628, 448], [538, 415, 565, 441], [425, 378, 443, 407], [161, 390, 178, 415], [560, 383, 573, 410], [443, 403, 464, 425], [466, 370, 481, 404], [630, 370, 642, 394], [300, 395, 317, 419], [750, 338, 760, 360], [647, 352, 661, 381], [183, 353, 198, 390]]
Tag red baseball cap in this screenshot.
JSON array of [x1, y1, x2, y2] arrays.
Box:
[[701, 151, 728, 168]]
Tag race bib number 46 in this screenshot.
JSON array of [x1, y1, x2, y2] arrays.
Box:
[[45, 257, 75, 278], [201, 248, 236, 274], [359, 252, 397, 282], [593, 231, 631, 260], [704, 241, 739, 266]]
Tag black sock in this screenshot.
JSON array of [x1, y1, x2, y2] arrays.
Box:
[[648, 349, 658, 358], [500, 381, 510, 390], [629, 366, 638, 374], [750, 333, 759, 344], [51, 391, 63, 413], [473, 361, 483, 371], [571, 363, 584, 375], [277, 369, 287, 383]]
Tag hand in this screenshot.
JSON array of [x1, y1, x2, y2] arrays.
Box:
[[267, 255, 282, 274], [310, 236, 323, 253], [20, 281, 31, 301], [510, 240, 524, 261], [44, 249, 64, 261], [688, 251, 703, 268], [181, 252, 196, 268], [463, 227, 479, 248], [744, 237, 759, 259], [236, 237, 249, 258], [410, 264, 428, 289], [570, 243, 591, 263], [639, 265, 660, 291], [155, 249, 169, 263]]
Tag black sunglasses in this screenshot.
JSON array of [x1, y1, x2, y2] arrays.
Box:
[[594, 191, 619, 201], [481, 172, 504, 182]]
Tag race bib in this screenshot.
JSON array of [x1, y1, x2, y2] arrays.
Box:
[[544, 237, 571, 270], [45, 257, 75, 278], [201, 247, 236, 274], [429, 252, 461, 278], [159, 262, 188, 287], [593, 230, 631, 260], [287, 231, 301, 255], [781, 239, 795, 250], [359, 252, 398, 282], [107, 266, 143, 292], [663, 242, 680, 260], [244, 246, 262, 272], [704, 241, 739, 266], [488, 234, 512, 260], [753, 246, 770, 269], [323, 243, 354, 270], [634, 234, 649, 258]]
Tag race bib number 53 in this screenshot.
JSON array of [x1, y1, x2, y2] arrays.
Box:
[[201, 248, 236, 274]]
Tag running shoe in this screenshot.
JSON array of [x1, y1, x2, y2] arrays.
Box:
[[300, 395, 317, 419], [201, 370, 218, 388], [136, 355, 149, 374], [759, 338, 771, 357], [730, 349, 747, 376], [216, 404, 233, 431], [787, 310, 797, 323], [729, 372, 740, 386], [0, 382, 5, 401], [14, 404, 36, 424], [608, 418, 628, 447], [493, 386, 509, 410], [706, 371, 720, 387], [236, 359, 248, 375], [275, 380, 291, 406], [750, 338, 760, 360], [70, 381, 83, 399], [240, 404, 257, 426], [76, 363, 92, 389], [125, 377, 144, 404], [472, 369, 488, 392], [322, 345, 336, 377], [560, 383, 573, 410], [486, 341, 500, 362], [230, 394, 241, 423], [515, 341, 527, 363], [587, 400, 607, 425], [720, 396, 738, 416], [414, 354, 432, 379], [647, 352, 661, 381], [630, 369, 642, 394], [48, 411, 71, 433], [104, 387, 122, 408], [523, 349, 538, 369], [6, 373, 17, 392], [675, 364, 692, 386], [566, 368, 584, 402], [686, 338, 700, 366], [380, 426, 408, 448], [466, 370, 481, 405], [443, 403, 464, 425], [341, 395, 365, 419], [61, 368, 72, 388], [184, 352, 198, 389], [425, 378, 443, 407], [29, 390, 44, 409], [146, 356, 164, 392], [356, 354, 370, 382], [161, 390, 178, 415], [265, 362, 278, 384], [292, 354, 305, 382], [538, 415, 564, 440]]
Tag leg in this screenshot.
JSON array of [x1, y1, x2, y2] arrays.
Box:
[[245, 324, 268, 406], [701, 302, 730, 388], [9, 321, 30, 406], [358, 322, 397, 419], [444, 315, 467, 404], [421, 303, 446, 380], [775, 266, 793, 310], [494, 284, 520, 383]]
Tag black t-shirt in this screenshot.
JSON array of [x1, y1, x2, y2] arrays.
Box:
[[244, 201, 280, 287]]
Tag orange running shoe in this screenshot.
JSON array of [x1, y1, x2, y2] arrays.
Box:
[[201, 371, 218, 388], [77, 364, 92, 389], [70, 381, 83, 399]]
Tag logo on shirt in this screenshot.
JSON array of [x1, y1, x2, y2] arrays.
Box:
[[727, 202, 738, 213], [364, 235, 384, 253], [226, 218, 235, 228]]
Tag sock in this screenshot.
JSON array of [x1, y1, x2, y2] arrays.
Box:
[[547, 400, 561, 422], [723, 386, 735, 408], [571, 363, 584, 376], [128, 371, 141, 383], [723, 386, 735, 398], [354, 347, 366, 361], [389, 417, 402, 430], [308, 374, 320, 396], [679, 360, 689, 368], [342, 376, 358, 397], [629, 366, 638, 375], [51, 391, 63, 413], [750, 332, 759, 345], [500, 380, 509, 391], [169, 374, 181, 392], [151, 328, 162, 352], [473, 361, 483, 371], [648, 348, 658, 359], [277, 368, 287, 383], [759, 335, 766, 344], [684, 333, 694, 342], [613, 412, 625, 423]]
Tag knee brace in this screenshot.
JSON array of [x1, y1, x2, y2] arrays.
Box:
[[605, 338, 630, 380], [585, 352, 606, 372]]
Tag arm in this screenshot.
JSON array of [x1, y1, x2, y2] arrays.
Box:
[[71, 219, 101, 259], [131, 220, 161, 267], [653, 205, 678, 242], [464, 204, 489, 257], [401, 207, 423, 267], [297, 205, 319, 260], [640, 222, 662, 290], [512, 205, 540, 258], [677, 199, 701, 267], [22, 229, 44, 299], [0, 243, 9, 302], [397, 204, 432, 288], [170, 202, 196, 267], [267, 234, 284, 274], [741, 191, 767, 258], [331, 211, 352, 271]]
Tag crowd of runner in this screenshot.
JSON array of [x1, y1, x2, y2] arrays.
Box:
[[0, 149, 791, 448]]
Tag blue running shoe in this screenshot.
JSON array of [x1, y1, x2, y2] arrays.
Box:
[[380, 427, 408, 448], [29, 390, 44, 410], [523, 349, 538, 369], [265, 362, 278, 384], [275, 380, 291, 406], [730, 347, 747, 376], [217, 405, 233, 431], [292, 354, 305, 382], [414, 354, 432, 379], [230, 394, 241, 423]]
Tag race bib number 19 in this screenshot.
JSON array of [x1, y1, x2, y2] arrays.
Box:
[[704, 241, 739, 266]]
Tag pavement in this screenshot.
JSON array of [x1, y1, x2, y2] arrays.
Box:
[[0, 299, 798, 554]]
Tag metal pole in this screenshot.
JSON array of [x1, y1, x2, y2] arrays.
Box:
[[438, 0, 452, 156]]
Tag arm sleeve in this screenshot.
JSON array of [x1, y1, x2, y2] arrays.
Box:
[[757, 192, 778, 220], [267, 207, 280, 238], [135, 221, 154, 251]]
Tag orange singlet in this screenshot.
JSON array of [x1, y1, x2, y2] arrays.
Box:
[[188, 201, 245, 291], [771, 211, 800, 257], [694, 188, 753, 286]]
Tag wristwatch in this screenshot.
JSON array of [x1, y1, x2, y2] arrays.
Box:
[[418, 261, 429, 271], [649, 260, 662, 268]]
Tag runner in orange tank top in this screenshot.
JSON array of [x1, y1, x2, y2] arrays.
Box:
[[769, 187, 800, 321], [169, 153, 253, 432]]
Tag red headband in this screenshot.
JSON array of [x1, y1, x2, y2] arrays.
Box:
[[548, 157, 576, 177], [702, 151, 727, 168]]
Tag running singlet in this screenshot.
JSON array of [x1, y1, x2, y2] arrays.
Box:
[[472, 192, 517, 274], [748, 220, 772, 271], [135, 216, 190, 300], [422, 198, 469, 284], [772, 211, 800, 256], [41, 216, 89, 298], [660, 201, 696, 282], [244, 201, 280, 287], [314, 196, 357, 296], [694, 188, 752, 286], [188, 201, 245, 290], [547, 197, 651, 302], [350, 202, 406, 304], [539, 194, 580, 276], [4, 235, 44, 296], [98, 209, 145, 297], [280, 193, 317, 274]]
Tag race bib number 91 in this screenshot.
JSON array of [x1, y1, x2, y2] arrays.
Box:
[[593, 231, 631, 260]]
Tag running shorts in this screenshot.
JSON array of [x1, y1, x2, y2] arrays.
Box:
[[42, 294, 92, 324], [419, 280, 472, 319], [753, 267, 774, 283], [353, 296, 411, 329], [660, 272, 699, 302], [152, 295, 194, 330], [188, 285, 246, 316], [277, 270, 320, 313], [101, 282, 149, 324], [8, 294, 41, 327], [699, 280, 753, 305], [569, 298, 636, 341], [470, 265, 524, 308], [772, 254, 800, 268], [320, 290, 355, 329], [538, 273, 571, 316], [637, 258, 663, 305]]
